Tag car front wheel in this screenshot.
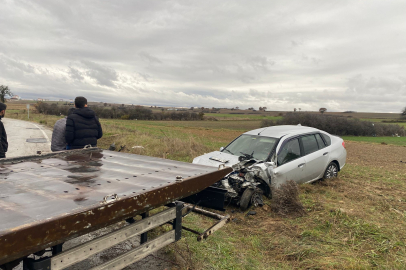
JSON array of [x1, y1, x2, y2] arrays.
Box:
[[323, 162, 338, 179], [239, 188, 255, 210]]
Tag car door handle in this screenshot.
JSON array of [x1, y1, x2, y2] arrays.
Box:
[[298, 163, 305, 168], [323, 152, 329, 156]]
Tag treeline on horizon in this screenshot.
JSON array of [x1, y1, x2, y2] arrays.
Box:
[[35, 102, 204, 121], [261, 112, 405, 137]]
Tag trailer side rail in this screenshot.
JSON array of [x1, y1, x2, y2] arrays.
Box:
[[22, 203, 183, 270]]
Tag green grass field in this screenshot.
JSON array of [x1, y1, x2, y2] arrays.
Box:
[[205, 113, 283, 120], [109, 119, 264, 131]]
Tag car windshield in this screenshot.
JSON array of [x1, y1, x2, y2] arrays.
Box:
[[222, 135, 278, 161]]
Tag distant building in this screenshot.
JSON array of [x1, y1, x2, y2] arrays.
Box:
[[37, 98, 44, 101], [59, 99, 64, 101], [10, 95, 20, 100]]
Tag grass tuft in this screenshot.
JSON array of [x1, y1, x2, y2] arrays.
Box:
[[272, 180, 306, 218]]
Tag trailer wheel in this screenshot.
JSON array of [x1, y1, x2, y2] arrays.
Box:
[[239, 188, 255, 210]]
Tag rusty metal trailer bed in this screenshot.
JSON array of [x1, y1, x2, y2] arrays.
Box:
[[0, 149, 232, 269]]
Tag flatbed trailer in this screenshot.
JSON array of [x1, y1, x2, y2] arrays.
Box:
[[0, 148, 232, 269]]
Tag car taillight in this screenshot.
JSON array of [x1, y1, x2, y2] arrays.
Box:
[[342, 141, 346, 148]]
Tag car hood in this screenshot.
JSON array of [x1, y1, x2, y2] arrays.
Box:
[[192, 151, 240, 167]]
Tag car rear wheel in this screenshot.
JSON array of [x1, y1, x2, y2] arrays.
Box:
[[323, 162, 338, 179]]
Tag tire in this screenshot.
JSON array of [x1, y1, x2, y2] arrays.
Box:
[[323, 162, 338, 179], [239, 188, 255, 210]]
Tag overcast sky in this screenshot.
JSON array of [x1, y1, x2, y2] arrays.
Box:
[[1, 0, 406, 112]]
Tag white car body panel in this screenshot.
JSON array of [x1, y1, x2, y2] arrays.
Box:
[[270, 156, 306, 187], [192, 151, 240, 167], [302, 149, 329, 183]]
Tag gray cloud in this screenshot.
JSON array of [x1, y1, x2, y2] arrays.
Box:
[[0, 0, 406, 112], [81, 60, 118, 87], [68, 67, 84, 81], [139, 52, 162, 64]]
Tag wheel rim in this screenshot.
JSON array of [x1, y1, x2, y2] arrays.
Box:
[[326, 164, 338, 178]]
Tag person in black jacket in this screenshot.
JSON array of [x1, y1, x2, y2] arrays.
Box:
[[0, 103, 8, 158], [65, 96, 102, 149]]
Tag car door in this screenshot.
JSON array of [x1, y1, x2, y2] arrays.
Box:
[[272, 137, 306, 187], [300, 133, 330, 182]]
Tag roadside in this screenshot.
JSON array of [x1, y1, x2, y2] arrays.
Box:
[[3, 118, 53, 158]]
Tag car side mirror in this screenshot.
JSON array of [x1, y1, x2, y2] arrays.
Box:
[[220, 147, 224, 151]]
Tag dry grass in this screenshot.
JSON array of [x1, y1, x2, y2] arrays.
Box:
[[271, 180, 306, 218], [97, 127, 212, 163]]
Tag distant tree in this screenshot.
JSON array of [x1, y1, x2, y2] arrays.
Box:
[[235, 106, 239, 110], [294, 108, 297, 112], [190, 107, 194, 111], [319, 108, 327, 114], [0, 85, 13, 103], [299, 108, 301, 111], [104, 103, 107, 107], [401, 107, 406, 118], [198, 112, 204, 120]]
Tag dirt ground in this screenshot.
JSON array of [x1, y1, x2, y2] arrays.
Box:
[[344, 141, 406, 171]]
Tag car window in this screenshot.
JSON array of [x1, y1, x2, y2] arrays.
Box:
[[223, 135, 278, 161], [315, 133, 326, 149], [301, 135, 319, 155], [277, 138, 301, 165], [321, 133, 331, 146]]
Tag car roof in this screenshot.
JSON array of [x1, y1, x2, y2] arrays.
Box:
[[244, 125, 323, 139]]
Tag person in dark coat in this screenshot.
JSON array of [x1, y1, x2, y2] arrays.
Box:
[[0, 103, 8, 158], [65, 97, 102, 149]]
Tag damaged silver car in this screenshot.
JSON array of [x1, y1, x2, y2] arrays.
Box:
[[193, 125, 347, 209]]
